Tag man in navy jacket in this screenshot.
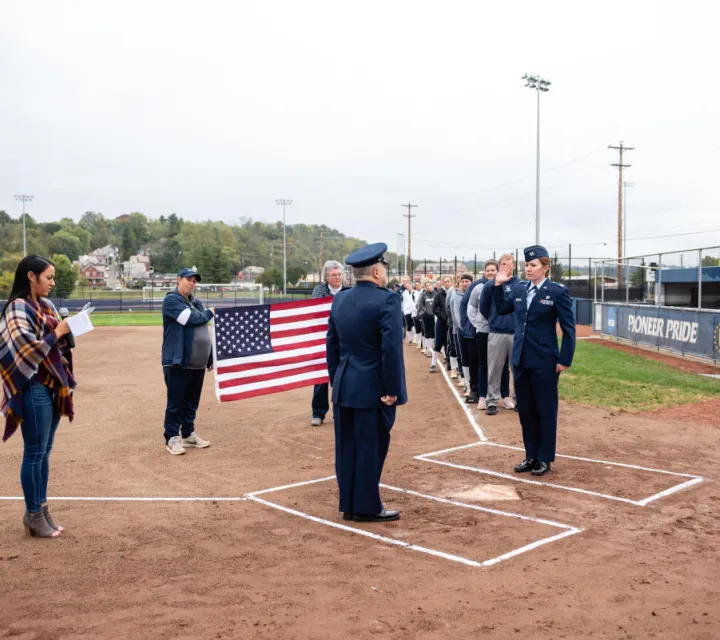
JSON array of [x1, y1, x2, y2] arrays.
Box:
[[327, 243, 407, 522], [161, 267, 214, 456]]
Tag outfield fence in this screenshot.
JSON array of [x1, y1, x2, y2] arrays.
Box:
[[594, 302, 720, 364]]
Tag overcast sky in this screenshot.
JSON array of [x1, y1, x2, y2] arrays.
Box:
[[1, 0, 719, 265]]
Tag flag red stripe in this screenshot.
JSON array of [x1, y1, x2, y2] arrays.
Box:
[[219, 376, 330, 402], [218, 363, 328, 389], [273, 338, 326, 353], [270, 323, 328, 339], [217, 352, 324, 375], [269, 310, 330, 326], [270, 297, 332, 312]]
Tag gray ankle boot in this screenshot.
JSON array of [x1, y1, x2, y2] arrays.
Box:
[[23, 510, 61, 538], [42, 505, 64, 532]]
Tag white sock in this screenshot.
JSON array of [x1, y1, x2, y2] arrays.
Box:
[[450, 357, 458, 370], [427, 338, 434, 353], [431, 351, 439, 367], [462, 366, 470, 382]]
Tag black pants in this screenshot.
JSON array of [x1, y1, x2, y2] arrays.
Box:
[[163, 367, 205, 442], [475, 332, 489, 397], [312, 383, 330, 420], [334, 405, 395, 516], [514, 367, 559, 462], [434, 318, 448, 353], [465, 335, 478, 393]]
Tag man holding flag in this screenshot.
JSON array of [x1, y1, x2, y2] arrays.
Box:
[[326, 243, 407, 523]]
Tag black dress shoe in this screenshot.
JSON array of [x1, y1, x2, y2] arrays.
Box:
[[514, 458, 537, 473], [465, 393, 479, 404], [342, 513, 354, 521], [486, 405, 498, 416], [353, 509, 400, 523], [531, 461, 551, 476]]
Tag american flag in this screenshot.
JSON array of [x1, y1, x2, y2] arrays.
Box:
[[212, 297, 332, 402]]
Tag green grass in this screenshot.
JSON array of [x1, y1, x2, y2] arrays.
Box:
[[559, 340, 720, 411], [91, 313, 163, 326]]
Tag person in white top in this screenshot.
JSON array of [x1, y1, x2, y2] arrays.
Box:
[[400, 277, 416, 344]]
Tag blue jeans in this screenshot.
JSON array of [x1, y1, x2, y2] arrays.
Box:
[[20, 381, 61, 513]]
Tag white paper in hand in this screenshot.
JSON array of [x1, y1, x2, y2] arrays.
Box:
[[66, 310, 95, 337]]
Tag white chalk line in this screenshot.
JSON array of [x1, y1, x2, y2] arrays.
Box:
[[439, 363, 488, 442], [0, 496, 248, 502], [421, 441, 705, 479], [416, 442, 705, 506], [247, 475, 581, 568]]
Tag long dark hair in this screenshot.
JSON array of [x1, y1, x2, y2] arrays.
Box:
[[1, 255, 55, 317]]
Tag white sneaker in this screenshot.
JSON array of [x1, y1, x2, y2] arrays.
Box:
[[478, 397, 487, 410], [450, 371, 458, 380], [182, 432, 211, 448], [166, 436, 186, 455], [502, 397, 516, 410]]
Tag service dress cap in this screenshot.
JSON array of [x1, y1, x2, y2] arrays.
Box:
[[345, 243, 389, 268], [523, 245, 549, 262]]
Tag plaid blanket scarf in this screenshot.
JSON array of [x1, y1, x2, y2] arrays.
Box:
[[0, 297, 76, 442]]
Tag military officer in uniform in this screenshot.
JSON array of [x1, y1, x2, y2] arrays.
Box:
[[326, 243, 407, 522], [493, 245, 575, 476]]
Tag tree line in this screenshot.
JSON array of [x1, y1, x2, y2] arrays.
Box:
[[0, 210, 373, 297]]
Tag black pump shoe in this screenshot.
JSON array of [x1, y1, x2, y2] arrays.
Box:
[[531, 461, 551, 476]]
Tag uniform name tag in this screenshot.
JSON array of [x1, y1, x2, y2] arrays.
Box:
[[515, 298, 522, 302]]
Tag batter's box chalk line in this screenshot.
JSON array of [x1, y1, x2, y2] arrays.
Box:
[[0, 496, 248, 502], [415, 442, 705, 507], [245, 475, 582, 569]]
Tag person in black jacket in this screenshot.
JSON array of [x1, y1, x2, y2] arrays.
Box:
[[430, 276, 452, 373], [310, 260, 349, 426]]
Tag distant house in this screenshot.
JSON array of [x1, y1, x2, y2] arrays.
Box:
[[240, 266, 265, 284], [122, 254, 151, 281], [78, 245, 121, 286], [80, 263, 105, 287]]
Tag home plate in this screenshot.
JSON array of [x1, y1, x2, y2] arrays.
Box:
[[448, 484, 520, 502]]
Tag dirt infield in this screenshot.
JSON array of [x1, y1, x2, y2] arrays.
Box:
[[1, 328, 719, 639]]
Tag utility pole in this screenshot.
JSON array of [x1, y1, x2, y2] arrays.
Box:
[[623, 181, 634, 286], [608, 142, 634, 285], [14, 194, 34, 256], [275, 199, 293, 295], [401, 203, 417, 280]]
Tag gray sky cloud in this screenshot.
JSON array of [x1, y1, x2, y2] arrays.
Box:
[[1, 0, 719, 265]]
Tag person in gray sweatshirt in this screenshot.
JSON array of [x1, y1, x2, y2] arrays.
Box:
[[480, 253, 517, 415], [466, 261, 495, 405]]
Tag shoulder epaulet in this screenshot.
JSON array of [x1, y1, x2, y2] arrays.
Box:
[[549, 280, 566, 289]]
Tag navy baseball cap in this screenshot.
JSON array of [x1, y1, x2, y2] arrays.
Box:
[[177, 267, 202, 281], [523, 245, 549, 262], [345, 243, 389, 268]]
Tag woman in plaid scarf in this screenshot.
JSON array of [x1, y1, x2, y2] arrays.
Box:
[[0, 255, 75, 538]]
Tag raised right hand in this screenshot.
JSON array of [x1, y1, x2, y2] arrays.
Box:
[[54, 318, 71, 339], [495, 263, 513, 285]]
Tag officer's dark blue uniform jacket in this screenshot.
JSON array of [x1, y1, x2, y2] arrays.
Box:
[[327, 281, 408, 408], [493, 279, 575, 368], [161, 290, 214, 367]]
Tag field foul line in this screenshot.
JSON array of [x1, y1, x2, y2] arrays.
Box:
[[0, 496, 247, 502], [439, 364, 488, 442], [415, 442, 705, 506], [246, 475, 582, 569]]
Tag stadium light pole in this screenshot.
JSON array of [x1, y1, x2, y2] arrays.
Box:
[[275, 199, 293, 295], [14, 194, 34, 256], [521, 74, 551, 245]]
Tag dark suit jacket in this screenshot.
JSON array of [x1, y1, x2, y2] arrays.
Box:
[[326, 281, 408, 408], [493, 279, 575, 368]]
